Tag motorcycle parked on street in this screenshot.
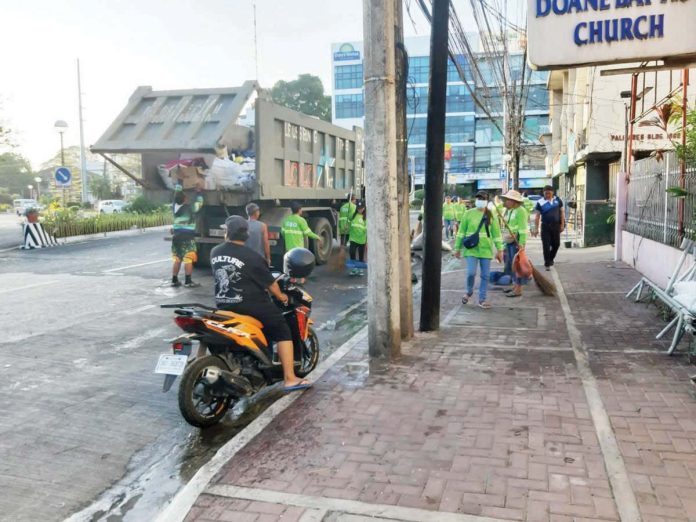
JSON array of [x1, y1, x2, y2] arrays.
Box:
[[155, 250, 319, 428]]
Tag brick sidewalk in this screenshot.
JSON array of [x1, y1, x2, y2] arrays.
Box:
[[182, 251, 696, 522]]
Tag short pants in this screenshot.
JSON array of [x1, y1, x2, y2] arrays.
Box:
[[172, 238, 198, 264], [220, 302, 292, 343]]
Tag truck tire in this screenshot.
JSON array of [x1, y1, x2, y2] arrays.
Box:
[[195, 243, 213, 268], [309, 217, 332, 265]]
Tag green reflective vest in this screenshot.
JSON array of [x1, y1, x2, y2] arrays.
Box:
[[454, 208, 503, 259], [503, 207, 529, 247], [349, 213, 367, 245], [281, 214, 320, 251], [338, 202, 356, 234], [443, 202, 456, 220]]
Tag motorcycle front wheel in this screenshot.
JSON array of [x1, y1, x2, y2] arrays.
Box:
[[297, 327, 320, 377], [178, 356, 233, 428]]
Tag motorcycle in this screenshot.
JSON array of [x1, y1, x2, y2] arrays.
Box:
[[154, 251, 320, 428]]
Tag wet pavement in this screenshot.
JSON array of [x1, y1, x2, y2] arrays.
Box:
[[183, 245, 696, 522], [0, 230, 368, 522], [0, 212, 23, 250]]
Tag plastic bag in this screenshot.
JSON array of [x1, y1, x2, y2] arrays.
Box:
[[512, 249, 533, 279]]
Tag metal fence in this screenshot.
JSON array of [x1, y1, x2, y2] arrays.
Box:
[[625, 152, 696, 247]]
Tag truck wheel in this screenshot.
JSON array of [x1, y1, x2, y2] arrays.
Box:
[[309, 217, 332, 265], [196, 243, 213, 268]]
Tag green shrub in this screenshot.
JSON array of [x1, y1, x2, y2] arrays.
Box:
[[127, 195, 163, 214], [0, 203, 10, 212], [42, 210, 172, 238], [410, 199, 423, 209], [413, 189, 425, 201]]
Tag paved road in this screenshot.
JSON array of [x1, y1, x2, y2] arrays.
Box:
[[0, 212, 23, 249], [0, 230, 367, 521]]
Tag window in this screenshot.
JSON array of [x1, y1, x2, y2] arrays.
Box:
[[474, 147, 503, 172], [475, 119, 504, 146], [526, 85, 549, 112], [407, 86, 428, 114], [409, 56, 430, 84], [445, 115, 475, 143], [476, 87, 504, 115], [447, 55, 472, 82], [523, 116, 550, 143], [335, 64, 363, 90], [409, 147, 426, 174], [446, 85, 474, 113], [449, 146, 474, 173], [335, 94, 364, 119], [407, 117, 428, 145]]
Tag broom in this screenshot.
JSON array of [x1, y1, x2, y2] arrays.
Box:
[[327, 188, 353, 272], [499, 210, 556, 297]]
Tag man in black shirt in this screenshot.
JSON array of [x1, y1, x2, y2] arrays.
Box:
[[210, 216, 311, 391], [533, 185, 565, 271]]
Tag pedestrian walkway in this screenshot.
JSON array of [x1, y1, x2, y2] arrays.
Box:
[[178, 246, 696, 522]]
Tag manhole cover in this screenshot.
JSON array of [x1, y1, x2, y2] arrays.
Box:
[[450, 306, 539, 328]]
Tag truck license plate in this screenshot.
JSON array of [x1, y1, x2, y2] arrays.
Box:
[[155, 354, 188, 375]]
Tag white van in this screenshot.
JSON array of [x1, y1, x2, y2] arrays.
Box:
[[97, 200, 127, 214], [13, 199, 41, 215]]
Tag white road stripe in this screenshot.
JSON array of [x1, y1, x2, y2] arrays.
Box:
[[0, 280, 59, 295], [552, 268, 642, 522], [103, 258, 170, 273], [205, 485, 506, 522]]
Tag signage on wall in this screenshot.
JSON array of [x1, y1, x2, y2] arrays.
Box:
[[527, 0, 696, 70], [334, 43, 361, 61]]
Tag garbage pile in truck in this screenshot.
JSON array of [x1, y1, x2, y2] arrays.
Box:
[[157, 145, 256, 191]]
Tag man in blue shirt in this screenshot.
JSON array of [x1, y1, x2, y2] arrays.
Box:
[[533, 185, 565, 271]]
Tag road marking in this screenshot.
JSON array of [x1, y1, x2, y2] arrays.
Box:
[[103, 258, 170, 273], [0, 280, 59, 295], [155, 326, 369, 522], [551, 269, 642, 522], [205, 485, 506, 522]]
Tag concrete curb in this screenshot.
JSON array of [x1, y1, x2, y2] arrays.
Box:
[[57, 225, 170, 245], [154, 325, 369, 522], [1, 225, 171, 251]]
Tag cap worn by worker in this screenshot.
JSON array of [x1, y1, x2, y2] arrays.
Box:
[[225, 215, 249, 241], [475, 190, 489, 199], [246, 202, 260, 217]]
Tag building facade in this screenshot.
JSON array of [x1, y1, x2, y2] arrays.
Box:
[[544, 66, 696, 247], [331, 36, 550, 193]]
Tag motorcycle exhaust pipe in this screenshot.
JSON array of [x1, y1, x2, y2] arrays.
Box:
[[202, 367, 254, 397]]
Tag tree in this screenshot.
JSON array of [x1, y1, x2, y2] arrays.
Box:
[[0, 152, 33, 195], [89, 174, 120, 200], [0, 99, 16, 150], [271, 74, 332, 121]]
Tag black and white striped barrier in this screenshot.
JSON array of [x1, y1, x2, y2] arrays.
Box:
[[21, 223, 58, 249]]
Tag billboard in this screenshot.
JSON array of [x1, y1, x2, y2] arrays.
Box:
[[527, 0, 696, 70]]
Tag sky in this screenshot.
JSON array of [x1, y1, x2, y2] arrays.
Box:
[[0, 0, 443, 168]]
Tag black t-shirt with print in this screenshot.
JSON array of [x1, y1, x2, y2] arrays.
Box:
[[210, 242, 275, 308]]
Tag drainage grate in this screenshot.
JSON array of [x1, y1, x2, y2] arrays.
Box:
[[450, 306, 539, 328]]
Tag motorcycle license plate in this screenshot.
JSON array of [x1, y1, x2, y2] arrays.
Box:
[[154, 354, 188, 375]]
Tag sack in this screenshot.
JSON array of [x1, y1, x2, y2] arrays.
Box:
[[512, 249, 533, 279], [462, 215, 488, 249]]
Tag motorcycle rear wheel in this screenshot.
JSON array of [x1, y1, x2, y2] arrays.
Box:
[[178, 356, 233, 428], [297, 327, 320, 377]]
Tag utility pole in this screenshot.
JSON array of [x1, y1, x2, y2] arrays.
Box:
[[394, 0, 413, 340], [77, 59, 88, 204], [419, 0, 449, 332], [363, 0, 401, 358]]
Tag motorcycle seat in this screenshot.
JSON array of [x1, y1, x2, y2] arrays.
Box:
[[213, 310, 264, 329]]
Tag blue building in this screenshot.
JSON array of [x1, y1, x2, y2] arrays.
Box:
[[331, 36, 550, 191]]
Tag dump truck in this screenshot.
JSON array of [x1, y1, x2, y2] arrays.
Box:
[[92, 81, 364, 266]]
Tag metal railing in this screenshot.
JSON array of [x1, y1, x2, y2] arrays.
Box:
[[625, 152, 696, 247]]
